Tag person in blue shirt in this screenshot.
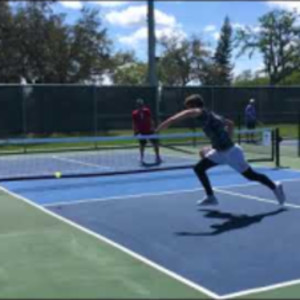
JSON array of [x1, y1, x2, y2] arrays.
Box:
[[156, 94, 285, 206], [245, 98, 257, 142]]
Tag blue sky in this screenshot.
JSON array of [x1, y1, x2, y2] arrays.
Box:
[[15, 1, 300, 77]]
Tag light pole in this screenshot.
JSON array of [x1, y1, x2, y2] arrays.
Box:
[[147, 0, 160, 125], [147, 0, 157, 87]]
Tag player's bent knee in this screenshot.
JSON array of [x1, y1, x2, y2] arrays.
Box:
[[193, 163, 202, 174], [194, 158, 216, 174], [199, 146, 211, 159], [242, 167, 257, 181]]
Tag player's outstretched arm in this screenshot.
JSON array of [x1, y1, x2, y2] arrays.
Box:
[[156, 108, 202, 132]]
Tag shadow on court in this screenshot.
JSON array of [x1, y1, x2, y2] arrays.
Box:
[[175, 207, 287, 236]]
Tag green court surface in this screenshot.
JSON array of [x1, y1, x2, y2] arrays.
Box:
[[1, 155, 299, 299], [236, 155, 300, 300], [0, 190, 208, 299]]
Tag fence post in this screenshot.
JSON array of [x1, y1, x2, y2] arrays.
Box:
[[298, 109, 300, 157], [93, 85, 98, 148], [21, 84, 29, 137], [21, 83, 32, 153], [211, 86, 214, 111], [275, 127, 281, 168], [237, 114, 241, 144]]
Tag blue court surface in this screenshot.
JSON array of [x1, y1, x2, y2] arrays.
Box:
[[2, 165, 300, 297]]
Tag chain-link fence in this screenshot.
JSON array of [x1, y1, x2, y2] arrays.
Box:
[[0, 84, 157, 137], [160, 86, 300, 124], [0, 84, 299, 156]]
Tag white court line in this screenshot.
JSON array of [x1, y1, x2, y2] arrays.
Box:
[[215, 188, 300, 209], [43, 177, 300, 208], [43, 187, 203, 207], [52, 150, 196, 171], [0, 186, 218, 299], [220, 278, 300, 299], [51, 155, 112, 170]]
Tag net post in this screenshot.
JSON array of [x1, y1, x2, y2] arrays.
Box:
[[237, 114, 241, 144], [274, 127, 281, 168], [298, 109, 300, 157]]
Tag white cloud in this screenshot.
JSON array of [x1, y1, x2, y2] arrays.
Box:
[[233, 54, 264, 77], [59, 1, 83, 9], [106, 5, 146, 27], [203, 25, 217, 32], [156, 26, 187, 41], [267, 1, 300, 11], [93, 1, 128, 8], [213, 32, 220, 41], [232, 23, 261, 34], [60, 0, 128, 9], [119, 26, 186, 46], [253, 26, 261, 33], [119, 27, 147, 46], [203, 44, 215, 54], [254, 64, 267, 77], [155, 9, 177, 27], [232, 23, 246, 30], [106, 5, 176, 28], [101, 74, 113, 85], [108, 4, 185, 57]]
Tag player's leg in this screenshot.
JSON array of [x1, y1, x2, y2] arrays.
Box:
[[242, 167, 276, 190], [194, 158, 216, 196], [226, 144, 286, 205], [249, 122, 255, 143], [242, 167, 285, 205], [193, 147, 221, 205], [150, 138, 162, 164], [139, 139, 147, 164], [246, 121, 252, 143]]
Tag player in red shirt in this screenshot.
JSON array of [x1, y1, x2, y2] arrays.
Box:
[[132, 98, 161, 165]]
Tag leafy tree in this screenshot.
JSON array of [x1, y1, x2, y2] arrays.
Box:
[[233, 70, 269, 86], [158, 35, 212, 86], [0, 2, 112, 83], [233, 70, 253, 86], [236, 9, 300, 85], [189, 36, 216, 85], [68, 7, 112, 83], [113, 62, 147, 85], [108, 50, 147, 85], [12, 1, 61, 83], [213, 16, 233, 85], [0, 1, 18, 82], [278, 70, 300, 85], [158, 35, 191, 86]]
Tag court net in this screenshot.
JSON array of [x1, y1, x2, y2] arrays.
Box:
[[0, 128, 279, 181]]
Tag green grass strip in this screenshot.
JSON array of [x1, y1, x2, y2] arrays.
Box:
[[0, 188, 211, 299]]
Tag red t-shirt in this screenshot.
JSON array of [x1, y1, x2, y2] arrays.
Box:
[[132, 107, 153, 134]]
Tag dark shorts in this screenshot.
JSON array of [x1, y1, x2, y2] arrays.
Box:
[[137, 131, 159, 146], [246, 121, 256, 129]]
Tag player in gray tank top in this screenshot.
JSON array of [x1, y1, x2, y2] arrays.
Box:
[[197, 109, 234, 151], [156, 94, 285, 206]]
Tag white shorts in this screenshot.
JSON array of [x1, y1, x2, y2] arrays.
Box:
[[204, 144, 250, 173]]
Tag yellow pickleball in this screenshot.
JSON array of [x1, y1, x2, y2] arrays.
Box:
[[54, 171, 62, 179]]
